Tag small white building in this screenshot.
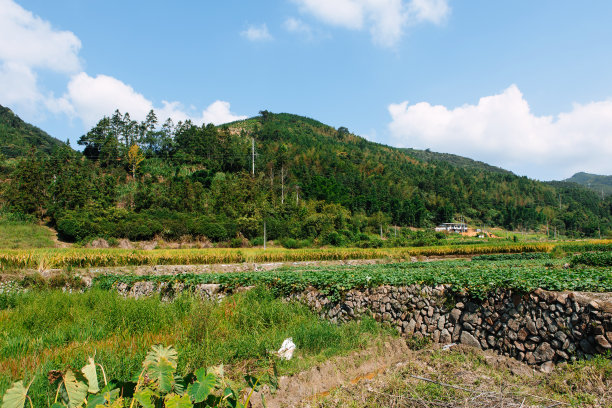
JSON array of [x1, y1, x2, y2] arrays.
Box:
[[435, 223, 468, 233]]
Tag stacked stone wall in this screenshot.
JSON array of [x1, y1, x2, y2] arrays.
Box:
[[113, 279, 611, 367], [290, 285, 612, 368]]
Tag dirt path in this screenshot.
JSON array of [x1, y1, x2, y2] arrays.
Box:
[[250, 338, 414, 408], [251, 341, 610, 408]]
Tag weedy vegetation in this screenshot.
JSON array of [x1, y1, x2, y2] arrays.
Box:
[[0, 288, 393, 407]]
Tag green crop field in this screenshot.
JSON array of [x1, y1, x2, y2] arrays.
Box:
[[0, 240, 610, 270], [90, 257, 612, 301], [1, 243, 610, 407]]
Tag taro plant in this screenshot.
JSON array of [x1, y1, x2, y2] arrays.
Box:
[[1, 345, 267, 408]]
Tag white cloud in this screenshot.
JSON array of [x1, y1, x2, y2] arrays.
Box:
[[200, 101, 247, 125], [387, 85, 612, 180], [241, 24, 273, 42], [409, 0, 450, 25], [0, 0, 81, 73], [293, 0, 364, 29], [0, 0, 81, 115], [66, 73, 153, 127], [291, 0, 450, 47], [0, 0, 245, 132], [66, 73, 246, 127], [0, 62, 40, 111], [283, 17, 313, 38]]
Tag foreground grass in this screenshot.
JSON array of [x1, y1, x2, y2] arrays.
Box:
[[0, 220, 54, 249], [0, 288, 394, 406]]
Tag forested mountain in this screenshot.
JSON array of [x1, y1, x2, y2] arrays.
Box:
[[1, 109, 610, 243], [400, 148, 512, 175], [563, 172, 612, 197], [0, 104, 66, 157]]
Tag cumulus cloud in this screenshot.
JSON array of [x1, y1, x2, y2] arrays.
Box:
[[0, 0, 82, 115], [291, 0, 450, 47], [0, 0, 245, 131], [66, 73, 246, 127], [0, 0, 81, 73], [199, 101, 247, 125], [387, 85, 612, 180], [241, 24, 273, 42]]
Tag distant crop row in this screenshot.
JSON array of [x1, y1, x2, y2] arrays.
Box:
[[93, 258, 612, 300], [571, 252, 612, 267], [471, 252, 551, 261], [0, 240, 609, 270]]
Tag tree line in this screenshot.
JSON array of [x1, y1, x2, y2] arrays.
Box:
[[2, 110, 610, 245]]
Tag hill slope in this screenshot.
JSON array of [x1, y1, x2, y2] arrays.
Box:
[[564, 172, 612, 197], [4, 110, 611, 241], [0, 104, 65, 157]]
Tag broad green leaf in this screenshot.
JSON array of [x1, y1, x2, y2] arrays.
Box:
[[86, 393, 105, 408], [81, 357, 99, 393], [173, 375, 187, 395], [187, 369, 217, 403], [1, 380, 32, 408], [146, 357, 175, 393], [144, 345, 178, 369], [133, 388, 157, 408], [64, 370, 88, 408], [164, 394, 192, 408], [50, 403, 64, 408]]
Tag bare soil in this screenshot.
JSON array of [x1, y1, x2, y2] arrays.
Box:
[[251, 341, 611, 408]]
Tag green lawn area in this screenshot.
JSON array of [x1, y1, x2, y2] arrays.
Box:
[[0, 220, 55, 249]]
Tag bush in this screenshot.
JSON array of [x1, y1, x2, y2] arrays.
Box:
[[194, 221, 228, 242], [322, 231, 345, 246], [279, 238, 311, 249], [56, 214, 97, 242]]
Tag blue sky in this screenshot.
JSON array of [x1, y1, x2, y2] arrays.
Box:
[[1, 0, 612, 180]]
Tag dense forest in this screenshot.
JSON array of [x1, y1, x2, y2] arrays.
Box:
[[1, 106, 610, 245], [564, 172, 612, 197]]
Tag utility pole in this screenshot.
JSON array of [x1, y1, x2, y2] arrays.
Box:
[[251, 138, 255, 176], [380, 225, 383, 239], [281, 166, 285, 204]]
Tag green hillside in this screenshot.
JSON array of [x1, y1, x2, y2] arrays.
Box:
[[400, 148, 513, 175], [564, 172, 612, 197], [1, 110, 610, 243], [0, 104, 66, 157]]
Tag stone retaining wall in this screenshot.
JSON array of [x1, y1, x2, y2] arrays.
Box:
[[113, 280, 611, 368], [290, 285, 612, 369]]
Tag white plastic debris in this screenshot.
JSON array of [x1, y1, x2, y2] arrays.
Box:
[[441, 343, 457, 351], [277, 338, 296, 360]]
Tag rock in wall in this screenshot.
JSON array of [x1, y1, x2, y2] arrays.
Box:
[[290, 285, 612, 368]]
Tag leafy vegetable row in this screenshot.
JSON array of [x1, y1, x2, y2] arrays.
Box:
[[93, 259, 612, 301], [571, 252, 612, 267]]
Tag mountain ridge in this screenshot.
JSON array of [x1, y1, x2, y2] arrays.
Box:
[[0, 104, 66, 157], [563, 172, 612, 197]]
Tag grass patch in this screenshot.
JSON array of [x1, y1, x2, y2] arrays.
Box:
[[0, 220, 54, 249], [0, 287, 394, 406]]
